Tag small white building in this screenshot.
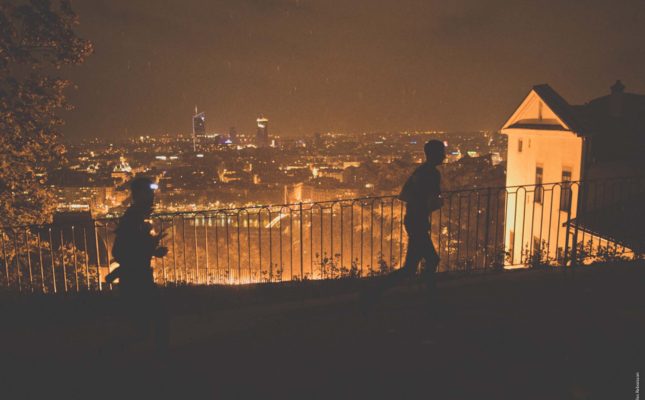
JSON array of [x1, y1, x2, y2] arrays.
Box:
[[501, 81, 645, 265]]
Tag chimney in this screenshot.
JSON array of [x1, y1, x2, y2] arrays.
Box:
[[610, 80, 625, 117]]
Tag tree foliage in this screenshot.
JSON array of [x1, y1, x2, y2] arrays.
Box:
[[0, 0, 92, 226]]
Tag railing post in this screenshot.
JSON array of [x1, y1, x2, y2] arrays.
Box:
[[161, 219, 168, 286], [49, 228, 56, 293], [570, 181, 585, 278], [71, 226, 79, 292], [24, 228, 34, 293], [483, 187, 491, 269], [59, 229, 67, 292], [194, 215, 199, 284], [562, 185, 573, 270], [299, 203, 304, 280], [94, 221, 102, 291], [1, 231, 9, 289], [83, 227, 90, 291], [37, 230, 45, 293], [247, 212, 251, 284]]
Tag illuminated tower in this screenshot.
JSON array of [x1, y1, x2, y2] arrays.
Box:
[[256, 115, 269, 147], [192, 106, 206, 151]]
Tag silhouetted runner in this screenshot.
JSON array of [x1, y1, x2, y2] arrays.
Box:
[[361, 140, 445, 309], [106, 177, 169, 350]]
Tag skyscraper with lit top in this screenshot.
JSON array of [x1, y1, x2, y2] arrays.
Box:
[[192, 106, 206, 151], [256, 115, 269, 147]]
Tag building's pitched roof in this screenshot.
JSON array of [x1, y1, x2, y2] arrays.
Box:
[[534, 82, 645, 137], [531, 84, 583, 133]]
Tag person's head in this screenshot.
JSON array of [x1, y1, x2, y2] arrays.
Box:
[[424, 140, 446, 166], [129, 177, 157, 209]]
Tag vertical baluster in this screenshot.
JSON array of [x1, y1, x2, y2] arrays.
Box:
[[104, 223, 112, 290], [247, 212, 251, 284], [299, 203, 304, 280], [257, 211, 262, 283], [94, 221, 102, 291], [350, 202, 354, 276], [24, 228, 34, 292], [446, 194, 452, 269], [160, 219, 167, 286], [268, 209, 273, 282], [278, 208, 283, 283], [319, 206, 323, 278], [83, 227, 90, 290], [194, 215, 199, 284], [359, 202, 364, 276], [309, 207, 314, 278], [37, 230, 45, 293], [59, 229, 67, 292], [1, 231, 9, 289], [369, 200, 374, 274], [379, 200, 384, 274], [225, 212, 231, 284], [330, 204, 334, 278], [172, 218, 178, 285], [71, 226, 79, 292], [482, 188, 491, 269], [236, 211, 241, 284], [339, 204, 344, 273], [466, 192, 472, 270], [456, 195, 462, 268], [399, 200, 404, 272], [474, 191, 482, 269], [389, 199, 394, 271], [289, 207, 293, 281], [182, 217, 188, 283], [49, 228, 57, 293], [203, 216, 209, 285]]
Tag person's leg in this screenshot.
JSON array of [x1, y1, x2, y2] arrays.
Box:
[[359, 223, 427, 310], [364, 232, 423, 300], [150, 285, 170, 352], [388, 234, 423, 283], [419, 234, 440, 308]]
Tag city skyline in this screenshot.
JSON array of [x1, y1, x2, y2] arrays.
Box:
[[59, 0, 645, 141]]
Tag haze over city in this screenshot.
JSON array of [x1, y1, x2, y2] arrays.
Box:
[[61, 0, 645, 141]]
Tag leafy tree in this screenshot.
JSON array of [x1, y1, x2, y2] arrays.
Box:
[[0, 0, 92, 226]]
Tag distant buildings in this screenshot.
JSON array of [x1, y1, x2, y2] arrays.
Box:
[[111, 157, 132, 184], [53, 130, 505, 216]]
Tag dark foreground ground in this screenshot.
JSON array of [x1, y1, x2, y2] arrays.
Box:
[[1, 262, 644, 399]]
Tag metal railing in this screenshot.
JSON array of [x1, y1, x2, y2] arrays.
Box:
[[1, 176, 643, 293]]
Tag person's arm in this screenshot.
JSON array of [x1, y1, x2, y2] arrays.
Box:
[[152, 227, 168, 257], [105, 266, 122, 284], [426, 169, 443, 211]]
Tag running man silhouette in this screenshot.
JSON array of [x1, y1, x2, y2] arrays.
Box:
[[361, 140, 445, 308], [106, 177, 169, 350]]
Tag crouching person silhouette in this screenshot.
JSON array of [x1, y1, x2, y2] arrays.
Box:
[[106, 177, 169, 352], [360, 140, 445, 310]]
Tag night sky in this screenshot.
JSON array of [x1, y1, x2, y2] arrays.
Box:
[[61, 0, 645, 141]]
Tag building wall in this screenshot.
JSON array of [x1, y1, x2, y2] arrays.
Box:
[[502, 128, 583, 265]]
